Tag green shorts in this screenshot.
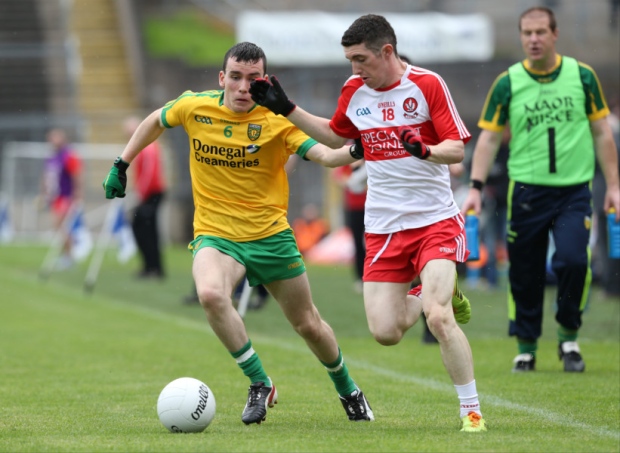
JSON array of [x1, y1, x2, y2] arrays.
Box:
[[188, 229, 306, 286]]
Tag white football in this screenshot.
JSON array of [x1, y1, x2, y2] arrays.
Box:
[[157, 377, 216, 433]]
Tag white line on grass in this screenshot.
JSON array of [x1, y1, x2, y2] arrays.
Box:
[[7, 261, 618, 441], [103, 300, 619, 441]]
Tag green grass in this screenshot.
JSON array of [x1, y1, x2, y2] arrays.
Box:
[[0, 244, 618, 452], [143, 9, 236, 67]]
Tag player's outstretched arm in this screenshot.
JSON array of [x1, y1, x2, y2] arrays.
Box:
[[121, 109, 166, 163], [305, 138, 364, 168], [250, 75, 347, 148], [399, 126, 464, 164]]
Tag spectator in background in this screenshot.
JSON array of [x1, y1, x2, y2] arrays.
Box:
[[40, 128, 82, 269], [123, 116, 167, 280], [461, 7, 620, 373], [593, 100, 620, 298], [332, 160, 366, 293], [292, 202, 329, 255]]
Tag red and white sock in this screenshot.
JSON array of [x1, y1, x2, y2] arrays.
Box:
[[455, 380, 481, 417]]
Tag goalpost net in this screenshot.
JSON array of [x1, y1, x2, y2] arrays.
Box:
[[0, 140, 126, 242]]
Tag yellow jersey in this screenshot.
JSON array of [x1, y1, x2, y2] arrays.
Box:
[[161, 90, 318, 242]]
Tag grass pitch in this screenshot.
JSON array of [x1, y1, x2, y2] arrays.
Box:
[[0, 244, 618, 452]]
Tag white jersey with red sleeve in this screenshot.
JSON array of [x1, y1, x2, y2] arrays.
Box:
[[329, 64, 471, 234]]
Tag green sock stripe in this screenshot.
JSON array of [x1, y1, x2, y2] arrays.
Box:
[[231, 340, 252, 359], [579, 248, 592, 311], [508, 286, 516, 321], [321, 349, 357, 396], [321, 349, 343, 370], [231, 340, 269, 384], [558, 326, 578, 342]]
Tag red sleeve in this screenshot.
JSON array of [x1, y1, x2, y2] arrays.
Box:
[[329, 77, 364, 139], [65, 153, 81, 175], [411, 72, 471, 144]]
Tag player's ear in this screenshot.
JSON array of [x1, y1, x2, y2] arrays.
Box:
[[382, 43, 394, 59], [218, 71, 225, 88]]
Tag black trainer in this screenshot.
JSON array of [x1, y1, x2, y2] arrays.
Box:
[[339, 389, 374, 421], [558, 342, 585, 372], [512, 353, 536, 372], [241, 380, 278, 425]]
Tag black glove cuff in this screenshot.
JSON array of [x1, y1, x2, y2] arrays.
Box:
[[283, 101, 296, 117], [420, 145, 431, 160], [114, 156, 129, 172], [349, 142, 364, 160], [470, 179, 484, 191]]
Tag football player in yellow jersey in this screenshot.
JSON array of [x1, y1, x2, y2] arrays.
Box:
[[102, 42, 372, 425]]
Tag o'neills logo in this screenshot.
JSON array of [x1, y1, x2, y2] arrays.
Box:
[[191, 384, 210, 420]]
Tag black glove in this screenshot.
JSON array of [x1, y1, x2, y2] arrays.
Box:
[[399, 126, 431, 160], [249, 75, 296, 117], [102, 157, 129, 199], [349, 138, 364, 159]]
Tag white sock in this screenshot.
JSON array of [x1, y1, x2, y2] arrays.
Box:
[[455, 380, 481, 417]]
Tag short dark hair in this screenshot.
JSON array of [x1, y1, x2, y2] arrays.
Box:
[[519, 7, 557, 32], [341, 14, 398, 56], [222, 42, 267, 73]]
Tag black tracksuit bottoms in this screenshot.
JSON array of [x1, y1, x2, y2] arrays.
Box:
[[507, 182, 592, 341]]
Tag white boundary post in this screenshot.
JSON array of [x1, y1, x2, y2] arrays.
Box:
[[83, 199, 122, 293], [236, 279, 253, 319]]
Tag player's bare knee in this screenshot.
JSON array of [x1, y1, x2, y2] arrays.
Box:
[[291, 317, 324, 343], [425, 311, 453, 341], [369, 325, 403, 345], [196, 286, 228, 311]]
